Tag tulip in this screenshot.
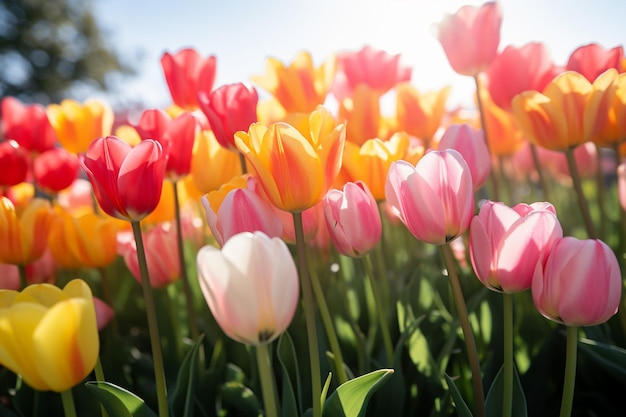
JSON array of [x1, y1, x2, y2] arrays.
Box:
[[469, 201, 563, 293], [235, 107, 345, 212], [0, 249, 56, 290], [566, 43, 624, 83], [0, 279, 99, 392], [438, 124, 491, 191], [33, 147, 80, 194], [196, 231, 299, 345], [198, 83, 259, 151], [436, 1, 502, 76], [394, 83, 451, 144], [0, 197, 55, 265], [0, 140, 29, 188], [47, 98, 113, 154], [532, 237, 621, 326], [160, 48, 217, 110], [619, 163, 626, 211], [190, 130, 243, 194], [584, 69, 625, 146], [57, 179, 96, 215], [385, 149, 474, 245], [323, 181, 381, 257], [79, 136, 167, 221], [479, 86, 526, 156], [337, 84, 381, 146], [1, 97, 57, 154], [93, 297, 115, 331]]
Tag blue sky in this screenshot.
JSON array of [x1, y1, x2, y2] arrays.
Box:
[[93, 0, 625, 109]]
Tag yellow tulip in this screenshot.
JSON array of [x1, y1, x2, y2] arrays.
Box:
[[190, 130, 242, 194], [584, 69, 625, 146], [395, 83, 451, 145], [235, 107, 346, 212], [0, 197, 55, 265], [0, 279, 99, 392], [47, 98, 114, 154], [480, 86, 526, 156]]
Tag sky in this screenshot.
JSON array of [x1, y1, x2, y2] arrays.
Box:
[[92, 0, 625, 110]]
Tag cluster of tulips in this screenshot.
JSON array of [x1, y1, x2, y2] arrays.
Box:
[[1, 2, 626, 417]]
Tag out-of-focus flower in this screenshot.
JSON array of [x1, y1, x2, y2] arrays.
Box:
[[331, 45, 411, 100], [470, 201, 562, 293], [584, 69, 625, 146], [252, 51, 336, 114], [437, 124, 491, 191], [1, 97, 57, 154], [323, 181, 381, 257], [79, 136, 167, 222], [619, 163, 626, 211], [33, 148, 79, 194], [436, 1, 502, 76], [566, 43, 624, 82], [0, 249, 56, 290], [47, 99, 113, 154], [196, 231, 299, 345], [553, 141, 598, 180], [141, 180, 176, 224], [385, 149, 474, 245], [394, 83, 450, 144], [160, 48, 217, 110], [93, 297, 115, 331], [532, 237, 622, 326], [0, 197, 55, 265], [486, 42, 561, 110], [57, 179, 95, 215], [479, 86, 526, 156], [197, 83, 258, 151], [235, 107, 345, 212], [0, 279, 99, 392], [0, 140, 29, 188], [190, 130, 243, 194], [338, 84, 381, 146]]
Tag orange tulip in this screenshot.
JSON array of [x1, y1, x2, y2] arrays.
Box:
[[480, 86, 525, 156], [47, 99, 113, 154], [338, 84, 381, 146], [395, 83, 451, 145], [584, 69, 625, 146], [190, 130, 242, 194]]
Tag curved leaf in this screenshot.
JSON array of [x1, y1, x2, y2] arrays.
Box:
[[443, 374, 474, 417], [85, 381, 157, 417], [484, 365, 527, 417], [322, 369, 393, 417]]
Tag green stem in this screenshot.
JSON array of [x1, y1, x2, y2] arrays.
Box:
[[94, 359, 109, 417], [60, 389, 77, 417], [363, 253, 394, 366], [18, 264, 27, 289], [292, 212, 322, 417], [473, 75, 500, 202], [172, 181, 201, 341], [593, 144, 607, 240], [131, 221, 169, 417], [256, 343, 279, 417], [238, 152, 248, 175], [440, 244, 485, 417], [564, 147, 597, 239], [559, 326, 579, 417], [309, 263, 348, 384], [529, 143, 551, 201], [502, 293, 514, 417]]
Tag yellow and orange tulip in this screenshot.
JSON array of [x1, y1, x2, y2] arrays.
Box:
[[584, 69, 625, 146], [190, 130, 242, 194], [338, 84, 381, 146], [395, 83, 451, 145]]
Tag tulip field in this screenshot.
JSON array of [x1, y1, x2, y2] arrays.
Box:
[[2, 2, 626, 417]]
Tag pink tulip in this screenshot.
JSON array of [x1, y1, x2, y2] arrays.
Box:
[[532, 237, 621, 326], [0, 248, 57, 290], [160, 48, 217, 110], [1, 97, 57, 153], [618, 163, 626, 211], [196, 231, 299, 345], [385, 149, 474, 245], [437, 1, 502, 76], [93, 297, 115, 331], [438, 124, 491, 191], [57, 179, 96, 214], [323, 181, 381, 257], [469, 201, 563, 293], [566, 43, 624, 83]]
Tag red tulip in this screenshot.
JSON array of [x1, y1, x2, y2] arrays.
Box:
[[566, 43, 624, 82], [79, 136, 167, 221], [160, 48, 217, 110], [33, 147, 80, 193], [1, 97, 57, 153], [198, 83, 258, 151], [0, 140, 29, 187]]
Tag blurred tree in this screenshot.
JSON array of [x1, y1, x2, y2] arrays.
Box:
[[0, 0, 134, 104]]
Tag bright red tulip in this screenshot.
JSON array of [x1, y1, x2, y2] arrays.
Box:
[[198, 83, 259, 151], [33, 148, 80, 193], [437, 1, 502, 76], [385, 149, 474, 245], [160, 48, 217, 110], [532, 237, 621, 326], [79, 136, 167, 221], [1, 97, 57, 154], [0, 140, 29, 187], [566, 43, 624, 83], [470, 201, 562, 293]]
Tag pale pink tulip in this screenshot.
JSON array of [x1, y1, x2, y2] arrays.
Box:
[[470, 201, 563, 293], [385, 149, 474, 245], [323, 181, 381, 257], [532, 237, 621, 326], [438, 124, 491, 191], [196, 231, 299, 345]]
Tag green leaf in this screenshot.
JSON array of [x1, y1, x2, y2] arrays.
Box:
[[443, 374, 474, 417], [219, 381, 262, 416], [484, 365, 527, 417], [322, 369, 394, 417], [277, 332, 302, 416], [169, 335, 205, 417], [84, 381, 157, 417], [321, 372, 333, 410], [579, 337, 626, 382]]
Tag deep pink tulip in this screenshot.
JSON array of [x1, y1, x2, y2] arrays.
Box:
[[385, 149, 474, 245], [198, 83, 259, 151], [437, 2, 502, 76], [1, 97, 57, 153], [79, 136, 167, 221], [323, 181, 381, 257], [566, 43, 624, 82], [160, 48, 217, 110], [469, 201, 563, 293], [134, 109, 198, 180], [33, 147, 80, 193], [438, 124, 491, 191], [532, 237, 622, 326], [0, 140, 29, 187], [196, 231, 299, 345], [486, 42, 561, 110], [618, 163, 626, 212], [93, 297, 115, 331]]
